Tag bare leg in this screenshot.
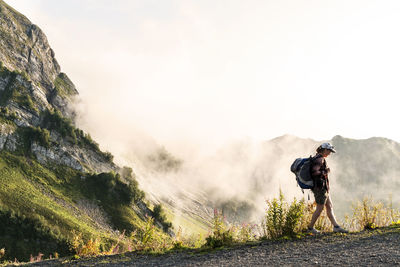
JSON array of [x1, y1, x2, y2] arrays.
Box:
[[325, 196, 339, 227], [308, 203, 324, 228]]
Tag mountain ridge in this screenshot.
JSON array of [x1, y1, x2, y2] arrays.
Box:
[[0, 1, 171, 261]]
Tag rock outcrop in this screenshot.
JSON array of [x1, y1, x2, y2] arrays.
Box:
[[0, 0, 116, 174], [0, 0, 60, 92]]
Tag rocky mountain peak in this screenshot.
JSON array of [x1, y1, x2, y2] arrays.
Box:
[[0, 0, 78, 120], [0, 0, 116, 174], [0, 0, 59, 90]]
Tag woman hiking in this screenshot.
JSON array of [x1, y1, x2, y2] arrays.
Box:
[[307, 143, 348, 234]]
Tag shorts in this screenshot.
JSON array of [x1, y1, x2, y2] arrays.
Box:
[[312, 187, 329, 205]]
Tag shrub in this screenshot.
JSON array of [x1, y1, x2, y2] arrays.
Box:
[[350, 196, 400, 231], [85, 172, 144, 205], [262, 190, 305, 239], [128, 215, 173, 252], [0, 107, 16, 123], [172, 227, 185, 250], [53, 73, 76, 97], [17, 94, 37, 113], [15, 126, 51, 155], [77, 132, 99, 150], [152, 204, 172, 232], [232, 223, 256, 243], [204, 209, 233, 248], [41, 109, 116, 162], [0, 209, 70, 261], [141, 216, 156, 245], [103, 151, 114, 163], [42, 110, 77, 144], [30, 127, 51, 148], [121, 167, 145, 203], [70, 231, 101, 257], [83, 172, 146, 233]]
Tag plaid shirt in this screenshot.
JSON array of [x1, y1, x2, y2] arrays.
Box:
[[310, 154, 330, 191]]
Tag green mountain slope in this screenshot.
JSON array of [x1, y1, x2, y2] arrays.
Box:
[[0, 0, 169, 261]]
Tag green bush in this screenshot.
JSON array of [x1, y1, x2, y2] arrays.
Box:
[[0, 67, 36, 112], [0, 107, 18, 121], [29, 127, 51, 148], [0, 107, 13, 123], [103, 151, 114, 163], [41, 110, 115, 163], [42, 110, 76, 143], [204, 209, 233, 248], [0, 209, 71, 261], [349, 196, 400, 231], [121, 167, 145, 203], [15, 126, 51, 155], [18, 94, 34, 109], [262, 190, 305, 239], [83, 172, 146, 233], [152, 204, 172, 232], [77, 132, 98, 150], [74, 130, 113, 162], [85, 172, 144, 205]]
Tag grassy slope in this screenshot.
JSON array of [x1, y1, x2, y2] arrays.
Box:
[[162, 204, 209, 236], [0, 151, 149, 261]]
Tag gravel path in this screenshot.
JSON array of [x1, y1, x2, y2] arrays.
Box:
[[24, 225, 400, 266]]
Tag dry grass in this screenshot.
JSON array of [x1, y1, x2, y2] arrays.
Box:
[[345, 196, 400, 231]]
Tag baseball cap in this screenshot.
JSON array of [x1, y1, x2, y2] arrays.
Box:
[[321, 143, 336, 153]]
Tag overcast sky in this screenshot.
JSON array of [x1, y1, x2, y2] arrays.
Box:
[[6, 0, 400, 151]]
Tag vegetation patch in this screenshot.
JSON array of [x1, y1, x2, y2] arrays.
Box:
[[0, 107, 17, 124], [42, 110, 77, 144], [0, 68, 16, 106], [41, 110, 114, 163], [83, 171, 146, 233], [53, 73, 76, 97], [0, 209, 71, 262], [0, 151, 154, 262], [262, 190, 305, 239], [152, 204, 173, 232], [11, 126, 51, 156]]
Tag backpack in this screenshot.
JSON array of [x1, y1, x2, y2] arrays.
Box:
[[290, 156, 314, 191]]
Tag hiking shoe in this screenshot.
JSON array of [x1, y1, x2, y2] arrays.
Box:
[[308, 227, 321, 234], [333, 225, 348, 233]]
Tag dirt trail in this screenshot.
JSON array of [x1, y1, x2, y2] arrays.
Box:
[[23, 225, 400, 266]]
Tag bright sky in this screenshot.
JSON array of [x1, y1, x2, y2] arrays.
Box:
[[5, 0, 400, 148]]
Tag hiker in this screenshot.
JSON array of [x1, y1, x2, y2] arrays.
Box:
[[307, 143, 348, 234]]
